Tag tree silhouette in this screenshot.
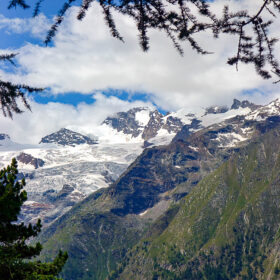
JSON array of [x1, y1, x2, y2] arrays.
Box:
[[0, 54, 42, 118], [0, 158, 68, 279]]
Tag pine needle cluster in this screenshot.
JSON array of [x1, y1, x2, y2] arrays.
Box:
[[41, 0, 280, 83], [0, 54, 43, 118]]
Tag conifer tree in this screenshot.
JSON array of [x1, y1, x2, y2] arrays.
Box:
[[0, 158, 68, 279]]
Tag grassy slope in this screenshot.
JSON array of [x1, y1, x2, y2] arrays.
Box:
[[38, 142, 204, 280], [38, 122, 233, 280], [39, 117, 280, 280], [115, 128, 280, 280], [39, 183, 149, 280]]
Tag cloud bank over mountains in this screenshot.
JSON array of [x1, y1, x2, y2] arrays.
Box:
[[0, 0, 280, 143], [0, 93, 154, 144]]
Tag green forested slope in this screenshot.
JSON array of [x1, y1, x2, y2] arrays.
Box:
[[39, 116, 280, 280], [38, 120, 236, 280], [114, 128, 280, 280]]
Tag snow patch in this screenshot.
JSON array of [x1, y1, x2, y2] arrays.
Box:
[[139, 209, 148, 216], [149, 129, 175, 147], [200, 107, 251, 127], [189, 146, 199, 151], [216, 132, 248, 148], [135, 109, 151, 127], [164, 108, 195, 124]]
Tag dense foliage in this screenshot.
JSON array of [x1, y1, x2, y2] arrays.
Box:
[[0, 158, 68, 279]]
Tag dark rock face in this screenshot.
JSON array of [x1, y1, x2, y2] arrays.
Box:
[[56, 184, 75, 200], [231, 99, 242, 109], [162, 116, 184, 133], [172, 118, 202, 142], [231, 98, 259, 110], [256, 115, 280, 133], [103, 108, 186, 141], [143, 140, 153, 148], [103, 120, 242, 217], [40, 128, 97, 146], [205, 105, 229, 115], [142, 110, 164, 140], [0, 134, 10, 141], [16, 153, 45, 169], [103, 108, 148, 138]]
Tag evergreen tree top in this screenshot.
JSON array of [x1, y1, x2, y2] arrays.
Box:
[[0, 159, 68, 280]]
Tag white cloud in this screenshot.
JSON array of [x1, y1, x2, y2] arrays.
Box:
[[0, 93, 154, 144], [0, 13, 50, 39], [0, 0, 280, 143], [0, 1, 279, 112]]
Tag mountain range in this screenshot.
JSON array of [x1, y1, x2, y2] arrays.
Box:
[[2, 98, 280, 279], [0, 100, 253, 226]]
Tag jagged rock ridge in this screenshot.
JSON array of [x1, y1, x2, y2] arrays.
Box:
[[0, 98, 264, 235], [102, 107, 185, 141], [37, 98, 280, 280], [231, 98, 260, 110], [40, 128, 97, 146], [204, 98, 259, 115]]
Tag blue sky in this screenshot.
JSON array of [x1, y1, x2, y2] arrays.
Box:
[[0, 0, 59, 47], [29, 89, 159, 109], [1, 0, 155, 108]]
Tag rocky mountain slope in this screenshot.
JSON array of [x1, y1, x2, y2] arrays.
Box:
[[36, 99, 280, 280], [40, 128, 98, 146], [0, 99, 255, 227], [114, 122, 280, 280], [102, 107, 185, 141], [101, 102, 256, 145], [16, 152, 45, 169]]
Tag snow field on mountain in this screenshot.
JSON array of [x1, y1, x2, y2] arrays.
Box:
[[135, 109, 151, 126], [2, 98, 279, 227]]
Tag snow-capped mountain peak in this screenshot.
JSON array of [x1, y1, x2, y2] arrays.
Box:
[[39, 128, 98, 147], [100, 100, 262, 147], [102, 107, 155, 138], [245, 98, 280, 121], [0, 98, 273, 228], [102, 107, 186, 145]]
